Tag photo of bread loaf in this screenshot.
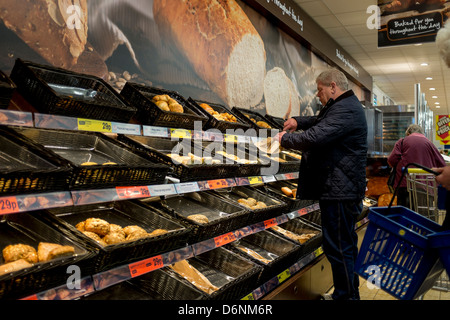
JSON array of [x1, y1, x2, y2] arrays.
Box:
[[153, 0, 266, 109], [0, 0, 88, 69]]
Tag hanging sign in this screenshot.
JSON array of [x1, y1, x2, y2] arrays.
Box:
[[377, 0, 448, 47]]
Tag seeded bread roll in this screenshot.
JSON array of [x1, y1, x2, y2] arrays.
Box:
[[153, 0, 266, 108]]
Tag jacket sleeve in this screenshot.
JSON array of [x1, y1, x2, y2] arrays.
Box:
[[387, 140, 402, 168], [281, 103, 356, 151], [292, 116, 317, 131]]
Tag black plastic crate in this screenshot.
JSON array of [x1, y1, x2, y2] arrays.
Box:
[[121, 82, 208, 129], [269, 217, 322, 257], [188, 98, 253, 133], [10, 127, 171, 189], [118, 135, 240, 182], [41, 200, 190, 273], [255, 180, 314, 212], [0, 126, 72, 195], [162, 247, 262, 300], [227, 230, 302, 285], [10, 59, 136, 122], [0, 212, 93, 300], [211, 186, 288, 225], [231, 107, 281, 131], [0, 70, 16, 109], [143, 192, 249, 244]]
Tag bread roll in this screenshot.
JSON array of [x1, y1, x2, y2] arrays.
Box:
[[0, 259, 32, 276], [281, 187, 293, 197], [200, 103, 215, 114], [84, 218, 110, 236], [0, 0, 88, 68], [187, 214, 209, 224], [2, 244, 38, 264], [37, 242, 75, 262], [153, 0, 266, 108]]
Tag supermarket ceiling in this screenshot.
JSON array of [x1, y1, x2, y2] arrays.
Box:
[[293, 0, 450, 114]]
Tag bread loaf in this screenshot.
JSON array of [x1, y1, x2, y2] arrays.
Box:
[[0, 0, 88, 69], [264, 67, 299, 119], [153, 0, 266, 109]]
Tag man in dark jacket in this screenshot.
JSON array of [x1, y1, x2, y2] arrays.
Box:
[[276, 69, 368, 300]]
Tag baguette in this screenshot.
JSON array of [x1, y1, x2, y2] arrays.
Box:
[[0, 0, 88, 69], [153, 0, 266, 109]]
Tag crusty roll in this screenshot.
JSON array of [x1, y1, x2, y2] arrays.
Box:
[[0, 0, 88, 69], [3, 244, 38, 264], [153, 0, 266, 109], [0, 259, 32, 276]]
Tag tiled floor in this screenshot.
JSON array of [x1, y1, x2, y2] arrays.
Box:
[[357, 276, 450, 300]]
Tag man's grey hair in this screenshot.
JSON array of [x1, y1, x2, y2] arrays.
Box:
[[405, 124, 424, 135], [316, 69, 349, 91]]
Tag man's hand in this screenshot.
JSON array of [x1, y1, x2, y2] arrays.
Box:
[[275, 131, 287, 143], [434, 165, 450, 190], [283, 118, 298, 132]]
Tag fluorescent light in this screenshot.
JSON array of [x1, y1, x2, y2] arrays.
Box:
[[426, 77, 433, 80], [432, 96, 438, 98], [430, 88, 436, 90], [435, 102, 440, 105], [421, 63, 429, 66]]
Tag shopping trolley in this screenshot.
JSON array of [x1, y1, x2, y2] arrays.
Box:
[[407, 168, 450, 292], [355, 163, 446, 300]]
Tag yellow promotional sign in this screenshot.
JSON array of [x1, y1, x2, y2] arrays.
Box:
[[436, 115, 450, 145]]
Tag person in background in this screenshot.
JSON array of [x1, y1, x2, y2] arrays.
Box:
[[388, 124, 445, 208], [276, 68, 367, 300]]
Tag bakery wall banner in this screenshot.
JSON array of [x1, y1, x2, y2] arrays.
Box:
[[0, 0, 367, 119], [436, 115, 450, 144], [378, 0, 450, 47]]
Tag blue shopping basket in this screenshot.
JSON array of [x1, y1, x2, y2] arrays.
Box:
[[355, 206, 444, 300], [429, 230, 450, 277]]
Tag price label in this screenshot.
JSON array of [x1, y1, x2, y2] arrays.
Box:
[[116, 186, 150, 199], [297, 208, 308, 216], [143, 125, 170, 138], [129, 255, 164, 278], [170, 128, 191, 139], [224, 134, 237, 142], [78, 118, 112, 132], [0, 196, 19, 215], [207, 179, 229, 189], [314, 247, 324, 257], [248, 176, 263, 185], [241, 292, 255, 300], [284, 172, 297, 180], [214, 232, 237, 247], [264, 218, 277, 229], [277, 269, 291, 283]]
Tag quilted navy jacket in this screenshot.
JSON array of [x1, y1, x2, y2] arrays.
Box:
[[281, 90, 368, 201]]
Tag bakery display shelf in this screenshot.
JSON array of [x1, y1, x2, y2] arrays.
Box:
[[0, 171, 298, 217], [19, 201, 321, 300], [0, 109, 258, 144]]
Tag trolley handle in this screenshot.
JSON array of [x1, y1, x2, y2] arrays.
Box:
[[404, 163, 439, 176], [388, 163, 439, 209]]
